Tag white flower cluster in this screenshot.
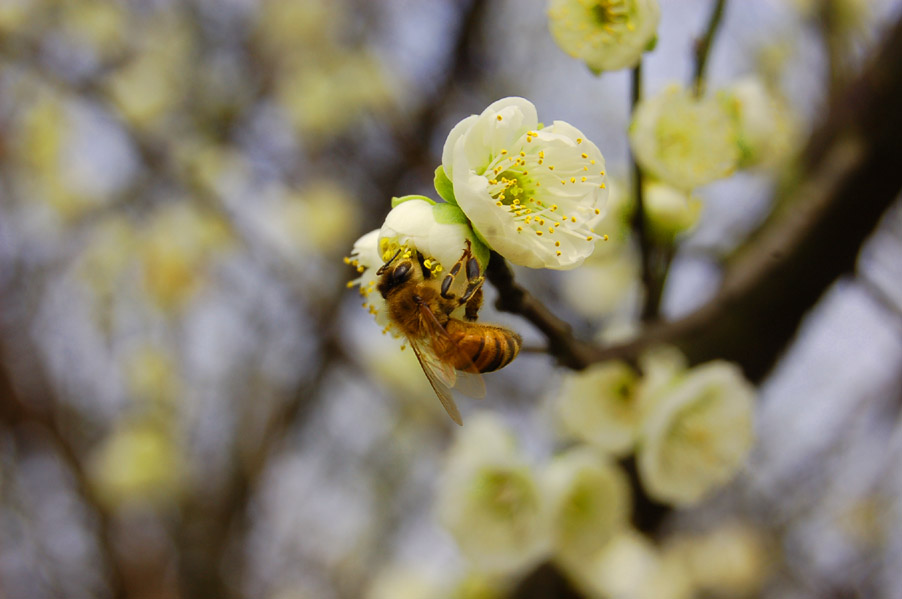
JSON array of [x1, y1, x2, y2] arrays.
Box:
[[629, 77, 796, 191], [347, 97, 613, 332], [436, 413, 630, 575], [556, 347, 756, 506]]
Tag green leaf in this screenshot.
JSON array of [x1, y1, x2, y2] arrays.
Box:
[[391, 195, 436, 208], [433, 166, 457, 206]]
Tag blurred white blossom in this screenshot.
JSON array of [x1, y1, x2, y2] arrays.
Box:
[[667, 522, 771, 597], [436, 413, 550, 575], [441, 97, 608, 269], [543, 447, 631, 562], [630, 84, 739, 191], [555, 361, 641, 455], [89, 421, 182, 509], [548, 0, 660, 73], [643, 182, 701, 240], [721, 76, 796, 169], [346, 229, 388, 327], [637, 360, 756, 506], [561, 247, 640, 319]]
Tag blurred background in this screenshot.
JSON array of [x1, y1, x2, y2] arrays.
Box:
[[1, 0, 902, 598]]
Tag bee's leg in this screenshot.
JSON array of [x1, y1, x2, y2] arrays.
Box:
[[440, 243, 473, 299], [463, 286, 483, 321], [457, 252, 485, 318]]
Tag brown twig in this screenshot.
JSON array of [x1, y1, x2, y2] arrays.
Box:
[[692, 0, 728, 97]]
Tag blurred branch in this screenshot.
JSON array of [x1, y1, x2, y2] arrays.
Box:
[[692, 0, 727, 97], [490, 13, 902, 384], [0, 355, 128, 599]]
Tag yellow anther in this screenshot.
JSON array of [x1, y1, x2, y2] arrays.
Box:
[[554, 241, 561, 247], [548, 165, 555, 171], [343, 257, 351, 264], [594, 208, 600, 215], [500, 149, 508, 155], [556, 251, 562, 256], [586, 236, 593, 241], [576, 138, 583, 144], [496, 115, 503, 121], [570, 177, 576, 183], [347, 281, 356, 288], [603, 234, 609, 241], [357, 266, 365, 273], [536, 231, 543, 236], [581, 177, 587, 182], [581, 153, 588, 159]]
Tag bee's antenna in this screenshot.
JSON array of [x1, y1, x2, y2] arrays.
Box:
[[376, 248, 402, 275]]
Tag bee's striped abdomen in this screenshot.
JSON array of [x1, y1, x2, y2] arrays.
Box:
[[446, 320, 522, 373]]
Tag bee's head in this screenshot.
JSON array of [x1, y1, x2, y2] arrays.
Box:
[[377, 259, 416, 298]]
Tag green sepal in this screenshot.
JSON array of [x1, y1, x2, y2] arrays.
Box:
[[469, 233, 491, 270], [588, 65, 603, 77], [644, 35, 658, 52], [433, 166, 458, 206], [391, 194, 436, 208], [431, 202, 468, 225]]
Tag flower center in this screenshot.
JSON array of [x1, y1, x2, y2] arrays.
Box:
[[587, 0, 636, 38], [481, 137, 605, 252]]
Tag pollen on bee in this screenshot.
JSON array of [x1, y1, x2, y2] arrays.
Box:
[[423, 259, 432, 268]]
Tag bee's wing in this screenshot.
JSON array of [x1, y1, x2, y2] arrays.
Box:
[[408, 335, 463, 426], [417, 303, 486, 399]]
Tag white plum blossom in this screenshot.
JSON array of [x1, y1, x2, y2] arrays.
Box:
[[442, 97, 608, 270], [436, 413, 550, 574], [543, 447, 631, 563], [346, 229, 388, 327], [721, 76, 796, 169], [555, 361, 641, 455], [548, 0, 661, 73], [637, 361, 756, 506], [378, 196, 488, 274], [630, 84, 739, 191]]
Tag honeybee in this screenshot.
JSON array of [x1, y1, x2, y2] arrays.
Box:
[[377, 240, 522, 425]]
